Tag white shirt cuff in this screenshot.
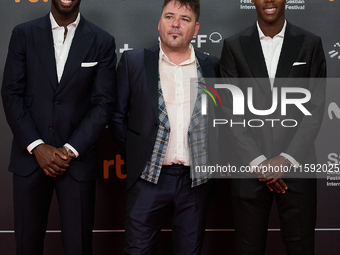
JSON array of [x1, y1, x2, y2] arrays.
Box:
[[280, 153, 299, 167], [64, 143, 79, 158], [27, 139, 45, 154], [249, 155, 267, 172]]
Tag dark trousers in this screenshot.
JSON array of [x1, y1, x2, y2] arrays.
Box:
[[231, 178, 317, 255], [124, 165, 212, 255], [13, 169, 96, 255]]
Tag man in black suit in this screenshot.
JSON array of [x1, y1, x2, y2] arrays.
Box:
[[219, 0, 326, 254], [109, 0, 219, 254], [1, 0, 116, 254]]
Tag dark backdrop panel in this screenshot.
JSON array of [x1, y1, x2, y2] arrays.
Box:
[[1, 1, 339, 254]]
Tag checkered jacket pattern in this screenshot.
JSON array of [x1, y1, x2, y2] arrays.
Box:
[[140, 58, 210, 187]]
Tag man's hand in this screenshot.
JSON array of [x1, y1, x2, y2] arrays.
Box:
[[265, 178, 288, 194], [56, 147, 73, 165], [257, 156, 287, 182], [254, 156, 289, 193], [32, 144, 69, 177]]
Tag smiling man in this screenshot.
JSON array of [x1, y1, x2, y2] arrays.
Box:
[[220, 0, 326, 254], [109, 0, 219, 254], [1, 0, 116, 254]]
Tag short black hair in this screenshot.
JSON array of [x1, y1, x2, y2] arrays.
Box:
[[162, 0, 200, 21]]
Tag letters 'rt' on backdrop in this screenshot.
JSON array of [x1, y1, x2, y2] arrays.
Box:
[[0, 1, 339, 254]]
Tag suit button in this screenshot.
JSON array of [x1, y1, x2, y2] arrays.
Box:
[[54, 101, 59, 106], [48, 125, 53, 129], [154, 121, 158, 127]]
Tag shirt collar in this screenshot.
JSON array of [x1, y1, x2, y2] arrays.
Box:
[[257, 19, 286, 40], [159, 42, 196, 66], [50, 12, 80, 30]]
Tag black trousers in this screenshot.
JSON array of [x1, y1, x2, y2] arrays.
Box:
[[124, 165, 213, 255], [13, 169, 96, 255], [231, 178, 317, 255]]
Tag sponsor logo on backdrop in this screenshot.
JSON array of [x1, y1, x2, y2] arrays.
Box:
[[119, 32, 222, 55], [285, 0, 305, 10], [209, 32, 223, 43], [328, 153, 340, 165], [191, 32, 223, 55], [240, 0, 255, 10], [327, 153, 340, 187], [103, 154, 126, 179], [328, 42, 340, 60], [119, 44, 133, 54], [240, 0, 305, 10], [190, 32, 223, 51], [328, 102, 340, 120], [191, 32, 223, 48]]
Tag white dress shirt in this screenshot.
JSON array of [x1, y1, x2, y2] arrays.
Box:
[[159, 43, 198, 166], [27, 12, 80, 157], [51, 12, 80, 83], [258, 20, 286, 88], [250, 20, 299, 167]]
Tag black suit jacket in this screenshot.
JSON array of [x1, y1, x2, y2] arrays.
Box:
[[219, 22, 326, 169], [2, 14, 116, 181], [110, 45, 219, 189]]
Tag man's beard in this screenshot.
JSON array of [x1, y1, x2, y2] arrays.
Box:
[[52, 0, 81, 16]]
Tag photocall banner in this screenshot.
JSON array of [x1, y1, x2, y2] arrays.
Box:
[[0, 1, 339, 254]]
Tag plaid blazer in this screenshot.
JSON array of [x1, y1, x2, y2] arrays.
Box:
[[141, 58, 210, 187], [110, 45, 219, 189]]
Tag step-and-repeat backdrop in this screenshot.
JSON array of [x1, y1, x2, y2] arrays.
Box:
[[0, 1, 339, 254]]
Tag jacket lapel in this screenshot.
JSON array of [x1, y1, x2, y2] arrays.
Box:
[[196, 51, 215, 78], [146, 48, 212, 130], [32, 14, 58, 90], [58, 15, 95, 92], [274, 22, 304, 86], [188, 54, 209, 132], [240, 24, 272, 97], [144, 45, 161, 122]]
